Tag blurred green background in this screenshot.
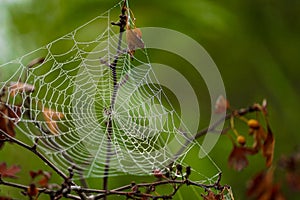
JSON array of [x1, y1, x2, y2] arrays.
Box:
[[0, 0, 300, 199]]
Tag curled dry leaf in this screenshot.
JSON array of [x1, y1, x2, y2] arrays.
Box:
[[27, 183, 39, 197], [30, 170, 52, 187], [247, 168, 286, 200], [0, 162, 21, 178], [0, 106, 15, 147], [278, 149, 300, 191], [228, 145, 257, 171], [262, 124, 275, 167], [126, 27, 144, 57], [0, 105, 21, 149], [252, 127, 267, 151], [247, 169, 273, 198], [269, 184, 286, 200], [286, 172, 300, 191], [201, 190, 224, 200], [30, 170, 43, 179], [248, 118, 274, 167], [38, 171, 51, 187], [43, 108, 64, 135], [215, 95, 229, 114], [8, 82, 34, 97], [0, 197, 12, 200]]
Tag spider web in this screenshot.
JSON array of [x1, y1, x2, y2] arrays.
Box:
[[0, 1, 221, 183]]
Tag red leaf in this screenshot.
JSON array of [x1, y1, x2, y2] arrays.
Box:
[[270, 184, 286, 200], [38, 176, 49, 187], [248, 171, 286, 200], [0, 105, 14, 136], [228, 145, 257, 171], [247, 168, 274, 198], [201, 190, 223, 200], [0, 197, 12, 200], [0, 105, 21, 149], [30, 170, 52, 187], [0, 162, 21, 178], [38, 171, 51, 187], [29, 170, 42, 179], [252, 126, 267, 151], [286, 172, 300, 191], [27, 183, 38, 197], [263, 124, 275, 167]]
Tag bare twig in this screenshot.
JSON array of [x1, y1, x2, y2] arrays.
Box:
[[102, 0, 128, 197], [170, 104, 262, 163], [0, 131, 88, 199], [195, 105, 261, 139], [74, 173, 224, 199], [0, 130, 68, 180]]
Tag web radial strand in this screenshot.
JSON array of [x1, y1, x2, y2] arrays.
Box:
[[0, 1, 221, 182]]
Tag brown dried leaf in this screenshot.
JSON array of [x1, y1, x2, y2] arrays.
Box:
[[9, 82, 34, 97], [247, 168, 274, 198], [7, 105, 21, 123], [43, 108, 64, 135], [0, 107, 12, 149], [0, 197, 12, 200], [29, 170, 43, 179], [126, 28, 144, 57], [0, 162, 21, 178], [215, 95, 229, 114], [262, 124, 275, 167], [253, 127, 267, 151], [43, 108, 64, 121], [286, 172, 300, 191], [29, 170, 52, 187], [38, 171, 51, 187], [201, 190, 224, 200], [228, 145, 257, 171], [270, 184, 286, 200], [27, 183, 38, 197], [0, 105, 21, 148]]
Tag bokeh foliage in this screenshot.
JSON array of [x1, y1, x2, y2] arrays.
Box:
[[1, 0, 300, 199]]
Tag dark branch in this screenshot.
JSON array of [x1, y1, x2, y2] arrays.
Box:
[[195, 104, 261, 139], [75, 173, 225, 199], [0, 130, 68, 180], [102, 0, 128, 197]]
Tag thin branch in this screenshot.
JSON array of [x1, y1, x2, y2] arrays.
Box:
[[0, 175, 32, 191], [0, 130, 68, 180], [0, 130, 87, 199], [102, 0, 128, 197], [170, 104, 262, 163], [195, 105, 261, 139], [77, 174, 223, 199], [0, 175, 73, 199]]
